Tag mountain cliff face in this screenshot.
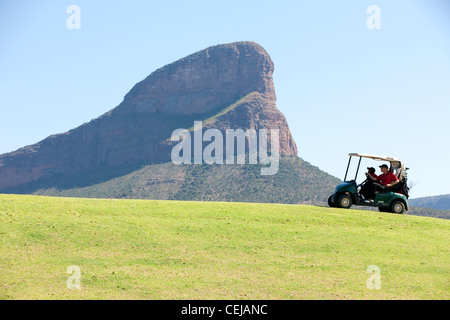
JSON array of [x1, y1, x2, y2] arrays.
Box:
[[0, 41, 297, 191]]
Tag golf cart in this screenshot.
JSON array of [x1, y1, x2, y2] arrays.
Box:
[[328, 153, 410, 214]]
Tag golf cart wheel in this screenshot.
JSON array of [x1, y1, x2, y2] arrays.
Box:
[[328, 196, 336, 208], [391, 201, 405, 214], [337, 194, 352, 209]]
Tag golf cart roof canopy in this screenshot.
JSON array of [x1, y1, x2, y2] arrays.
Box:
[[344, 153, 407, 182], [348, 153, 401, 162]]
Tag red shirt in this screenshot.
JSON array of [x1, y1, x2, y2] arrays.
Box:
[[377, 172, 399, 186]]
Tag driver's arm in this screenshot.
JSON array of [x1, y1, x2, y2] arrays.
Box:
[[387, 178, 400, 188], [365, 173, 377, 181]]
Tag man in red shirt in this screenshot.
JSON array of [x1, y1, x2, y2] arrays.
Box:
[[368, 164, 399, 192]]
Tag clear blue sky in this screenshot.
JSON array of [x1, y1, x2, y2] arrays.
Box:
[[1, 0, 449, 198]]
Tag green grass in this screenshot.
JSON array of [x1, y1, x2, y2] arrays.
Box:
[[0, 194, 448, 300]]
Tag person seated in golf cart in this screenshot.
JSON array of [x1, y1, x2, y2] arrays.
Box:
[[367, 164, 400, 194], [365, 167, 378, 179], [360, 167, 378, 200]]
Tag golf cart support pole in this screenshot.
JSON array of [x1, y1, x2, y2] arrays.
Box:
[[344, 156, 352, 181], [355, 156, 362, 181]]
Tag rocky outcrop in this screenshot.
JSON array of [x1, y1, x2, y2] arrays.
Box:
[[0, 41, 297, 191]]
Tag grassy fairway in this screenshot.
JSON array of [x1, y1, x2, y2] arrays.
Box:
[[0, 194, 448, 300]]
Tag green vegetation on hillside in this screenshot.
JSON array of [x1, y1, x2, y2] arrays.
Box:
[[1, 194, 448, 299], [408, 206, 450, 220], [188, 92, 257, 128], [11, 157, 341, 205], [410, 194, 450, 211]]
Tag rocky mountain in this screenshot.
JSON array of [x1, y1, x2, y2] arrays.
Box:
[[0, 42, 297, 192]]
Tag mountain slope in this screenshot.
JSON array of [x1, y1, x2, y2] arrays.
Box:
[[5, 157, 340, 205], [409, 194, 450, 210]]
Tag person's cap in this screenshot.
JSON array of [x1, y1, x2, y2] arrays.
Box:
[[379, 164, 389, 169], [367, 167, 375, 172]]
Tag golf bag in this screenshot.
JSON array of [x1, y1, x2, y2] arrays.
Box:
[[399, 177, 410, 199]]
